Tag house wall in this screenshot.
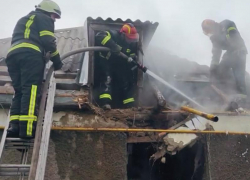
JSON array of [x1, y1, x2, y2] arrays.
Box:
[[205, 134, 250, 180], [202, 116, 250, 180], [0, 110, 128, 180], [0, 131, 127, 180], [0, 111, 250, 180]]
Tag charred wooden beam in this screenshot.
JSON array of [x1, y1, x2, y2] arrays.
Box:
[[0, 88, 89, 107], [0, 92, 187, 122]]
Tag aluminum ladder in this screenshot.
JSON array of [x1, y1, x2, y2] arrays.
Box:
[[0, 66, 55, 180]]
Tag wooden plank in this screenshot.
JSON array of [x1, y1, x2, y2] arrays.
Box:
[[0, 86, 86, 97], [0, 77, 79, 90], [54, 71, 77, 79], [56, 81, 80, 90], [0, 86, 14, 94], [0, 76, 76, 84], [0, 70, 8, 76], [0, 66, 77, 79], [0, 94, 80, 107], [35, 78, 56, 180], [28, 67, 54, 180], [0, 76, 11, 85], [0, 64, 79, 91]]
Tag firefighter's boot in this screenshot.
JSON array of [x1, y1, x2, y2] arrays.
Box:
[[123, 102, 135, 109], [7, 120, 19, 138], [103, 104, 111, 110]]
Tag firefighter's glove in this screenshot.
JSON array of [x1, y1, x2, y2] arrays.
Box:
[[130, 54, 138, 61], [53, 60, 63, 71], [127, 57, 134, 63]]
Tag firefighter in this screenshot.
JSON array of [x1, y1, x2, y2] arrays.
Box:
[[95, 23, 139, 110], [6, 0, 63, 138], [202, 19, 248, 96]]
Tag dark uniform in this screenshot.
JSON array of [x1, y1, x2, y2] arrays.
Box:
[[210, 20, 248, 95], [6, 10, 62, 138], [95, 30, 138, 107]]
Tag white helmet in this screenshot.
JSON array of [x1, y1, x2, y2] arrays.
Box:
[[36, 0, 61, 19]]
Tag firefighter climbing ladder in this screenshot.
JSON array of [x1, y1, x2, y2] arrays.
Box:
[[0, 66, 56, 180], [0, 47, 118, 180]]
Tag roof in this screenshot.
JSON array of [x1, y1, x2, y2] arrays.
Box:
[[0, 17, 159, 85], [86, 17, 159, 49], [0, 27, 85, 72]]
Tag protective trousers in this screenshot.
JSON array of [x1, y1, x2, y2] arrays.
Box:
[[218, 51, 247, 95], [6, 52, 45, 138], [99, 57, 135, 107]]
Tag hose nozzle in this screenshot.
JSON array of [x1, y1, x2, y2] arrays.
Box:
[[128, 57, 147, 73]]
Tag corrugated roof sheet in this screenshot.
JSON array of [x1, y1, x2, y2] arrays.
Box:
[[0, 26, 85, 72], [86, 17, 159, 26], [86, 17, 159, 50]]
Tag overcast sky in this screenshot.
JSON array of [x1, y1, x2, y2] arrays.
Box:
[[1, 0, 250, 71]]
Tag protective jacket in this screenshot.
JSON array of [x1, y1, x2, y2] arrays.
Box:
[[96, 30, 137, 60], [210, 19, 247, 64], [7, 10, 61, 68]]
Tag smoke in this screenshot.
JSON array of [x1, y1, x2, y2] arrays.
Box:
[[145, 0, 250, 72], [137, 0, 250, 111], [1, 0, 250, 73], [1, 0, 249, 110]]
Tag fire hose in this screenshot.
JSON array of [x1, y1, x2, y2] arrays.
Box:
[[59, 46, 148, 72]]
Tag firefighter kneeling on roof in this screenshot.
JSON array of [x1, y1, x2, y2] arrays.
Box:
[[6, 0, 63, 138], [95, 23, 139, 110]]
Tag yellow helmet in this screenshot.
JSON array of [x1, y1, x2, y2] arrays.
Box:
[[36, 0, 61, 19]]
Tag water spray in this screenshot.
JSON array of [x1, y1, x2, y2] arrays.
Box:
[[119, 52, 205, 110]]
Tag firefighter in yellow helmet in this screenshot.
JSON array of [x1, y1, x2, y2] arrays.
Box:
[[202, 19, 248, 96], [6, 0, 63, 138]]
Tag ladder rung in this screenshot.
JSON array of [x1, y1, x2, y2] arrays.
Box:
[[5, 142, 34, 146], [5, 138, 34, 142], [5, 138, 34, 149], [5, 146, 33, 150], [0, 164, 30, 173], [0, 168, 30, 172], [0, 172, 29, 176], [0, 164, 30, 168]]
